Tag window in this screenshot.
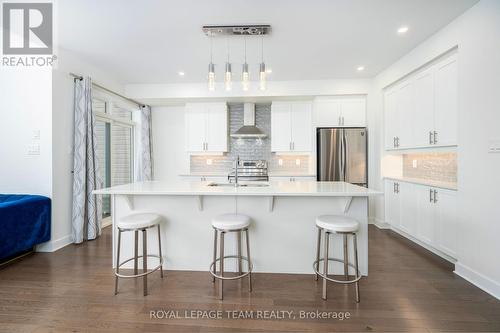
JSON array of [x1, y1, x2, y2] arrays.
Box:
[[93, 95, 136, 218]]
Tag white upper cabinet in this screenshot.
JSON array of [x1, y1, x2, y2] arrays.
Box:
[[271, 101, 312, 152], [413, 67, 435, 147], [384, 89, 398, 150], [396, 81, 415, 149], [290, 102, 312, 151], [434, 54, 458, 146], [185, 102, 228, 153], [340, 99, 366, 127], [384, 51, 458, 150], [313, 97, 366, 127]]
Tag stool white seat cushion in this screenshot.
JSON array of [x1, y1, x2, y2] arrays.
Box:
[[316, 215, 359, 233], [212, 213, 251, 230], [117, 213, 162, 230]]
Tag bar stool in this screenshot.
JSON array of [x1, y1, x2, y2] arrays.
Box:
[[313, 215, 361, 302], [210, 213, 253, 300], [115, 212, 163, 296]]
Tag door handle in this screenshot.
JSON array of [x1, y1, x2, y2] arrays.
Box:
[[429, 188, 434, 203], [433, 190, 438, 203], [433, 131, 438, 144], [429, 131, 434, 145]]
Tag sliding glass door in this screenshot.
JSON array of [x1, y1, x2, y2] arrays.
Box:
[[93, 97, 135, 219]]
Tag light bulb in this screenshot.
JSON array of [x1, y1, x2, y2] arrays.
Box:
[[242, 63, 249, 91], [259, 62, 266, 91], [224, 63, 232, 91], [208, 63, 215, 91]]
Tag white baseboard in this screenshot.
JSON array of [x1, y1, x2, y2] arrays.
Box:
[[455, 262, 500, 301], [370, 217, 390, 229], [389, 225, 456, 263], [36, 234, 73, 252]]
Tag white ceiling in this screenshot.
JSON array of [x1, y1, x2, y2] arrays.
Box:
[[58, 0, 477, 84]]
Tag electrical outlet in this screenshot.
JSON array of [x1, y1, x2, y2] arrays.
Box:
[[27, 144, 40, 155], [206, 158, 213, 165], [278, 159, 283, 166], [412, 159, 418, 168], [488, 139, 500, 153]]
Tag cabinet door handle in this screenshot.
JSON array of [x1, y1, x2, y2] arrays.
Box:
[[393, 137, 396, 148], [393, 183, 396, 193], [433, 131, 438, 144], [433, 190, 438, 203], [429, 131, 434, 145], [396, 183, 399, 193], [289, 142, 292, 150], [338, 116, 341, 126], [292, 142, 295, 150], [429, 189, 434, 203]]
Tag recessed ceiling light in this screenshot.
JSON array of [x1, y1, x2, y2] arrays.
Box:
[[357, 66, 365, 71], [397, 26, 409, 34], [178, 71, 185, 76]]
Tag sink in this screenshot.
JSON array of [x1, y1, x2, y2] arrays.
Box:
[[207, 182, 270, 187]]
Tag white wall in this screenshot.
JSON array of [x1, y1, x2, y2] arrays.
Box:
[[0, 67, 52, 196], [371, 0, 500, 298], [40, 48, 126, 251]]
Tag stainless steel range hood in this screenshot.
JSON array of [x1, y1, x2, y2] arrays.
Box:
[[230, 103, 267, 139]]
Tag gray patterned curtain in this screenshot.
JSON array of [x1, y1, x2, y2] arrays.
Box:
[[138, 105, 153, 181], [72, 76, 102, 243]]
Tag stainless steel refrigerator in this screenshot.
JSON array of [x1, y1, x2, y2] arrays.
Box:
[[316, 128, 367, 186]]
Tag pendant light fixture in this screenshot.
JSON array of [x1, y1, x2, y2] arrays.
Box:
[[207, 34, 216, 91], [259, 35, 266, 91], [224, 38, 232, 91], [242, 36, 250, 91]]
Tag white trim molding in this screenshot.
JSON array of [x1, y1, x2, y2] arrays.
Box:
[[455, 263, 500, 301], [35, 234, 73, 252]]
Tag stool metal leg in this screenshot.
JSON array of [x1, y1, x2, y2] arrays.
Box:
[[353, 233, 360, 303], [343, 234, 349, 280], [134, 230, 138, 275], [315, 227, 321, 281], [245, 229, 252, 292], [219, 231, 225, 300], [143, 229, 148, 296], [237, 231, 242, 275], [157, 224, 163, 278], [114, 229, 122, 295], [212, 229, 217, 283], [322, 231, 329, 300]]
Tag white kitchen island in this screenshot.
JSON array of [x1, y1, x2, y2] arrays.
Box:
[[94, 181, 381, 275]]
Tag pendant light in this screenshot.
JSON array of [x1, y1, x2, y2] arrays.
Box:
[[224, 38, 232, 91], [242, 36, 250, 91], [207, 34, 215, 91], [259, 35, 266, 91]]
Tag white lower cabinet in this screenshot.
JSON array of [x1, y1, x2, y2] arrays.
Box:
[[384, 179, 457, 259], [269, 176, 316, 182]]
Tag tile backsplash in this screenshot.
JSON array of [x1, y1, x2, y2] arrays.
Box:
[[402, 153, 457, 183], [190, 103, 310, 174]]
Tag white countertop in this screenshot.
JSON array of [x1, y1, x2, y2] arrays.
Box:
[[384, 176, 457, 191], [94, 180, 382, 197]]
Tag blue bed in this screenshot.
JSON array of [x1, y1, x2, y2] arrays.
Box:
[[0, 194, 51, 261]]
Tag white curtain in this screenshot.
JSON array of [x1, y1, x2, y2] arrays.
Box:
[[136, 105, 154, 181], [71, 76, 102, 243]]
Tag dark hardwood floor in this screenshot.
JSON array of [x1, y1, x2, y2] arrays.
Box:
[[1, 225, 500, 332]]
